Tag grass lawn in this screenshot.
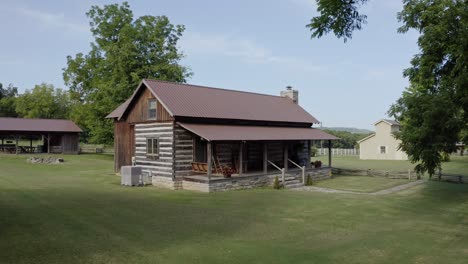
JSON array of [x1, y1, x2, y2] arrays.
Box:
[[316, 155, 468, 175], [1, 154, 468, 264], [314, 176, 412, 193]]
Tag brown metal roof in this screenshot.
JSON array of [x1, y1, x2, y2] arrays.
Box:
[[0, 118, 82, 133], [178, 123, 339, 141], [108, 79, 319, 124], [106, 98, 131, 119]]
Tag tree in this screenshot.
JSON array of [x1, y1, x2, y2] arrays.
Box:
[[63, 2, 191, 144], [307, 0, 368, 42], [308, 0, 468, 177], [15, 83, 71, 119], [322, 129, 370, 148], [0, 83, 19, 117]]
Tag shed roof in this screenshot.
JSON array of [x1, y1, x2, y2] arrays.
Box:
[[106, 98, 130, 119], [0, 118, 82, 133], [178, 123, 338, 141], [108, 79, 319, 124], [375, 119, 400, 126]]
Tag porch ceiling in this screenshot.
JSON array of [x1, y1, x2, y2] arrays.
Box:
[[178, 123, 339, 141]]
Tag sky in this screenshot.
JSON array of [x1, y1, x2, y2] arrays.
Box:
[[0, 0, 420, 130]]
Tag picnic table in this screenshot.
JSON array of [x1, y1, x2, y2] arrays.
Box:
[[21, 146, 36, 153], [0, 145, 16, 153], [0, 145, 36, 154]]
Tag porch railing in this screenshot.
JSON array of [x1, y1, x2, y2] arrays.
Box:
[[267, 160, 285, 184], [288, 159, 305, 184]]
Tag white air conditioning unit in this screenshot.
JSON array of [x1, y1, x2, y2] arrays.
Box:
[[141, 170, 152, 185], [121, 166, 142, 186]]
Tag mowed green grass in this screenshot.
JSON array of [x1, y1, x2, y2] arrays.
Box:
[[1, 154, 468, 264], [314, 176, 412, 193], [316, 155, 468, 175]]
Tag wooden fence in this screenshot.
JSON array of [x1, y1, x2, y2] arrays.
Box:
[[318, 148, 359, 156], [332, 168, 415, 179], [332, 167, 468, 183], [79, 145, 114, 154]]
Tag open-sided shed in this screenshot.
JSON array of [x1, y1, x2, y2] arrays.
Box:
[[0, 118, 82, 154]]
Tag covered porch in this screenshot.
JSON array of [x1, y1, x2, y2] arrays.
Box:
[[178, 123, 338, 190]]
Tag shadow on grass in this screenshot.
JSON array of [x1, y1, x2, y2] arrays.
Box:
[[0, 184, 288, 263]]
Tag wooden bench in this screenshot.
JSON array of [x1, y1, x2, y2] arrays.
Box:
[[191, 162, 220, 173]]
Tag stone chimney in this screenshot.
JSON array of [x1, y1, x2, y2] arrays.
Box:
[[280, 86, 299, 104]]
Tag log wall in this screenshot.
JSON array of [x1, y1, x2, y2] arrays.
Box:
[[174, 123, 194, 177], [134, 122, 174, 177]]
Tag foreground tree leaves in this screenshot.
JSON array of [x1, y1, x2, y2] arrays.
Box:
[[308, 0, 468, 176], [306, 0, 369, 42]]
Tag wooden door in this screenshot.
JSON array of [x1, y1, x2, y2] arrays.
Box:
[[129, 125, 135, 159]]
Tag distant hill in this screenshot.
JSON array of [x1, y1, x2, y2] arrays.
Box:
[[321, 127, 373, 134]]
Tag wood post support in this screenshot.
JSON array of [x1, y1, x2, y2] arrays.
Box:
[[306, 140, 311, 168], [47, 133, 51, 154], [263, 142, 268, 174], [283, 142, 288, 172], [239, 141, 244, 176], [15, 136, 19, 155], [207, 141, 212, 181]]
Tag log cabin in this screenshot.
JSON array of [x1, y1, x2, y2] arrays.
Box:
[[107, 79, 338, 192]]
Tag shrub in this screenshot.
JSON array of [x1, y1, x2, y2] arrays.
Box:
[[314, 160, 322, 168], [273, 176, 281, 189], [441, 152, 451, 162], [310, 146, 318, 157]]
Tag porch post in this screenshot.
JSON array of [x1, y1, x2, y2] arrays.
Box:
[[15, 135, 19, 155], [283, 142, 288, 172], [239, 141, 243, 176], [47, 133, 50, 154], [328, 140, 332, 168], [207, 141, 212, 181], [263, 142, 268, 174], [306, 140, 311, 168]]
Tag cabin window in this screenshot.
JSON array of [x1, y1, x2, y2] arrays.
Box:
[[148, 99, 157, 120], [146, 138, 159, 159], [380, 146, 386, 154]]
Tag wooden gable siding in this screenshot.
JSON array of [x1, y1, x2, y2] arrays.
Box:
[[61, 133, 80, 154], [113, 121, 134, 172], [126, 86, 173, 123]]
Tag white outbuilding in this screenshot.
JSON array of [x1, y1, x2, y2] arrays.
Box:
[[358, 119, 408, 160]]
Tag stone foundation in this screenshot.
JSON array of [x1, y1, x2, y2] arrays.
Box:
[[306, 167, 332, 181], [152, 176, 177, 190], [149, 168, 332, 192], [175, 167, 332, 192], [181, 180, 210, 192]]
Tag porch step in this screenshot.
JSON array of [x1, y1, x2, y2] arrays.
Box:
[[284, 182, 305, 189], [281, 179, 301, 185]]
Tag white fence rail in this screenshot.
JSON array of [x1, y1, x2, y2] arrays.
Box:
[[318, 148, 359, 156]]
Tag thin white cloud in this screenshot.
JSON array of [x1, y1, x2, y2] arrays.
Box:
[[16, 7, 88, 33], [182, 32, 325, 73]]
